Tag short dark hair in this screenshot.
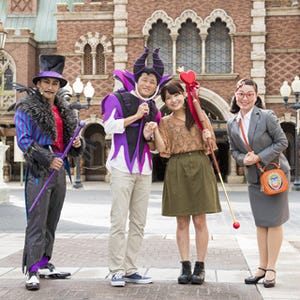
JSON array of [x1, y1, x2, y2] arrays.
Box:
[[230, 78, 265, 114]]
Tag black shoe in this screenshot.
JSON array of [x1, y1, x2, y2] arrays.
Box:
[[191, 261, 205, 285], [263, 269, 276, 288], [39, 262, 71, 279], [178, 261, 192, 284], [244, 267, 266, 284], [25, 271, 40, 291]]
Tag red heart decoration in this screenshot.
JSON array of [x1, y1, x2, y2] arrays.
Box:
[[180, 70, 196, 85]]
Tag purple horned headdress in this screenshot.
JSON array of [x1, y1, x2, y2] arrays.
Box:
[[133, 47, 164, 83], [114, 47, 171, 93]]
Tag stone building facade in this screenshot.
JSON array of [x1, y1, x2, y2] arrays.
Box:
[[0, 0, 299, 183]]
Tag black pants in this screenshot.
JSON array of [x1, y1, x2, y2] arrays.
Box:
[[22, 167, 66, 273]]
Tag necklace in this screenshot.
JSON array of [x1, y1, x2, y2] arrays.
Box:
[[134, 83, 159, 101]]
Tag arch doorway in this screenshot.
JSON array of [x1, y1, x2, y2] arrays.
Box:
[[82, 123, 107, 181], [281, 122, 296, 179]]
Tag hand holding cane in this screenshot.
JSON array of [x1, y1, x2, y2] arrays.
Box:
[[29, 121, 86, 213], [178, 68, 240, 229]]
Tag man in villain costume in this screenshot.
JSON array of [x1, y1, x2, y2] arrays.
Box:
[[101, 48, 170, 287], [14, 55, 85, 291]]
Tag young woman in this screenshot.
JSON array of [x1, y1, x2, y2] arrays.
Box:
[[227, 78, 290, 288], [144, 80, 221, 285]]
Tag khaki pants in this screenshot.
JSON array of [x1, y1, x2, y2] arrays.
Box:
[[108, 168, 152, 275]]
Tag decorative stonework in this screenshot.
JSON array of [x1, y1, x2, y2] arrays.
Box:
[[8, 0, 37, 15], [113, 0, 128, 87], [203, 9, 236, 34], [143, 9, 236, 37], [143, 8, 235, 121], [173, 9, 203, 35], [279, 112, 296, 126], [251, 1, 267, 97], [143, 10, 174, 36], [0, 51, 16, 109], [199, 87, 233, 120], [75, 33, 112, 54]]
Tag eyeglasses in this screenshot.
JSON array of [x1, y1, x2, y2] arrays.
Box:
[[235, 91, 255, 99]]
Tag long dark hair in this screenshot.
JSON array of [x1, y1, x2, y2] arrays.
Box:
[[160, 80, 195, 130], [230, 78, 265, 114]]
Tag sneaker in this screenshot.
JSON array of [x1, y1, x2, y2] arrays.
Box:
[[25, 271, 40, 291], [111, 272, 126, 287], [39, 263, 71, 279], [124, 272, 153, 284]]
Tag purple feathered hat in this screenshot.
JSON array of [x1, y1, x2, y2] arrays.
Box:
[[133, 47, 165, 83], [32, 55, 67, 87]]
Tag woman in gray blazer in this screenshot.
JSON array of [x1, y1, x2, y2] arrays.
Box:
[[227, 78, 290, 289]]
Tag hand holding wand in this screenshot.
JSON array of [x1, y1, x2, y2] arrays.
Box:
[[178, 68, 240, 229], [29, 121, 86, 213]]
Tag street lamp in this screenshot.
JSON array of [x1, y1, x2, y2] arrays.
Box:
[[72, 77, 84, 188], [0, 21, 7, 50], [72, 77, 84, 102], [70, 78, 95, 188], [83, 81, 94, 108], [280, 76, 300, 191]]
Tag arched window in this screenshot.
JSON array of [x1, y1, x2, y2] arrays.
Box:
[[96, 44, 105, 74], [84, 44, 93, 75], [176, 19, 201, 73], [144, 9, 235, 75], [205, 18, 231, 73], [0, 53, 16, 109], [147, 20, 172, 74], [76, 34, 111, 76], [4, 66, 13, 90]]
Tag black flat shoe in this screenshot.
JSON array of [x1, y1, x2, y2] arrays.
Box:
[[263, 269, 276, 288], [244, 267, 266, 284]]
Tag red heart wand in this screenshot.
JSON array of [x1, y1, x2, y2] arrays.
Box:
[[178, 68, 240, 230]]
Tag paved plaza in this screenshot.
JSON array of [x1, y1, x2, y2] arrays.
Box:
[[0, 182, 299, 300]]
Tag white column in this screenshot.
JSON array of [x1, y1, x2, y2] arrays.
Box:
[[227, 153, 245, 184], [0, 142, 10, 202], [251, 0, 267, 100], [113, 0, 128, 90]]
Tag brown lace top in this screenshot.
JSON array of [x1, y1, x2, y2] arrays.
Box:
[[158, 112, 217, 158]]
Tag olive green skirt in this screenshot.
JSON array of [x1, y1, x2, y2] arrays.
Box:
[[162, 151, 221, 216]]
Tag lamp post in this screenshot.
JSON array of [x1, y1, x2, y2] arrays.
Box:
[[72, 77, 84, 188], [73, 77, 84, 103], [280, 76, 300, 191], [83, 81, 95, 107], [71, 78, 94, 188]]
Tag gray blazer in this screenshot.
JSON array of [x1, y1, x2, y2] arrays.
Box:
[[227, 106, 290, 184]]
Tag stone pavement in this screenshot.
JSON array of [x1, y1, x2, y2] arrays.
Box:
[[0, 182, 300, 300]]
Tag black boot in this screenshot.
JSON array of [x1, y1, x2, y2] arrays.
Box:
[[178, 261, 192, 284], [191, 261, 205, 285]]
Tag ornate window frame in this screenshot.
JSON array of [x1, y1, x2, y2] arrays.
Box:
[[0, 51, 16, 109], [75, 32, 112, 79], [143, 9, 236, 75]]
